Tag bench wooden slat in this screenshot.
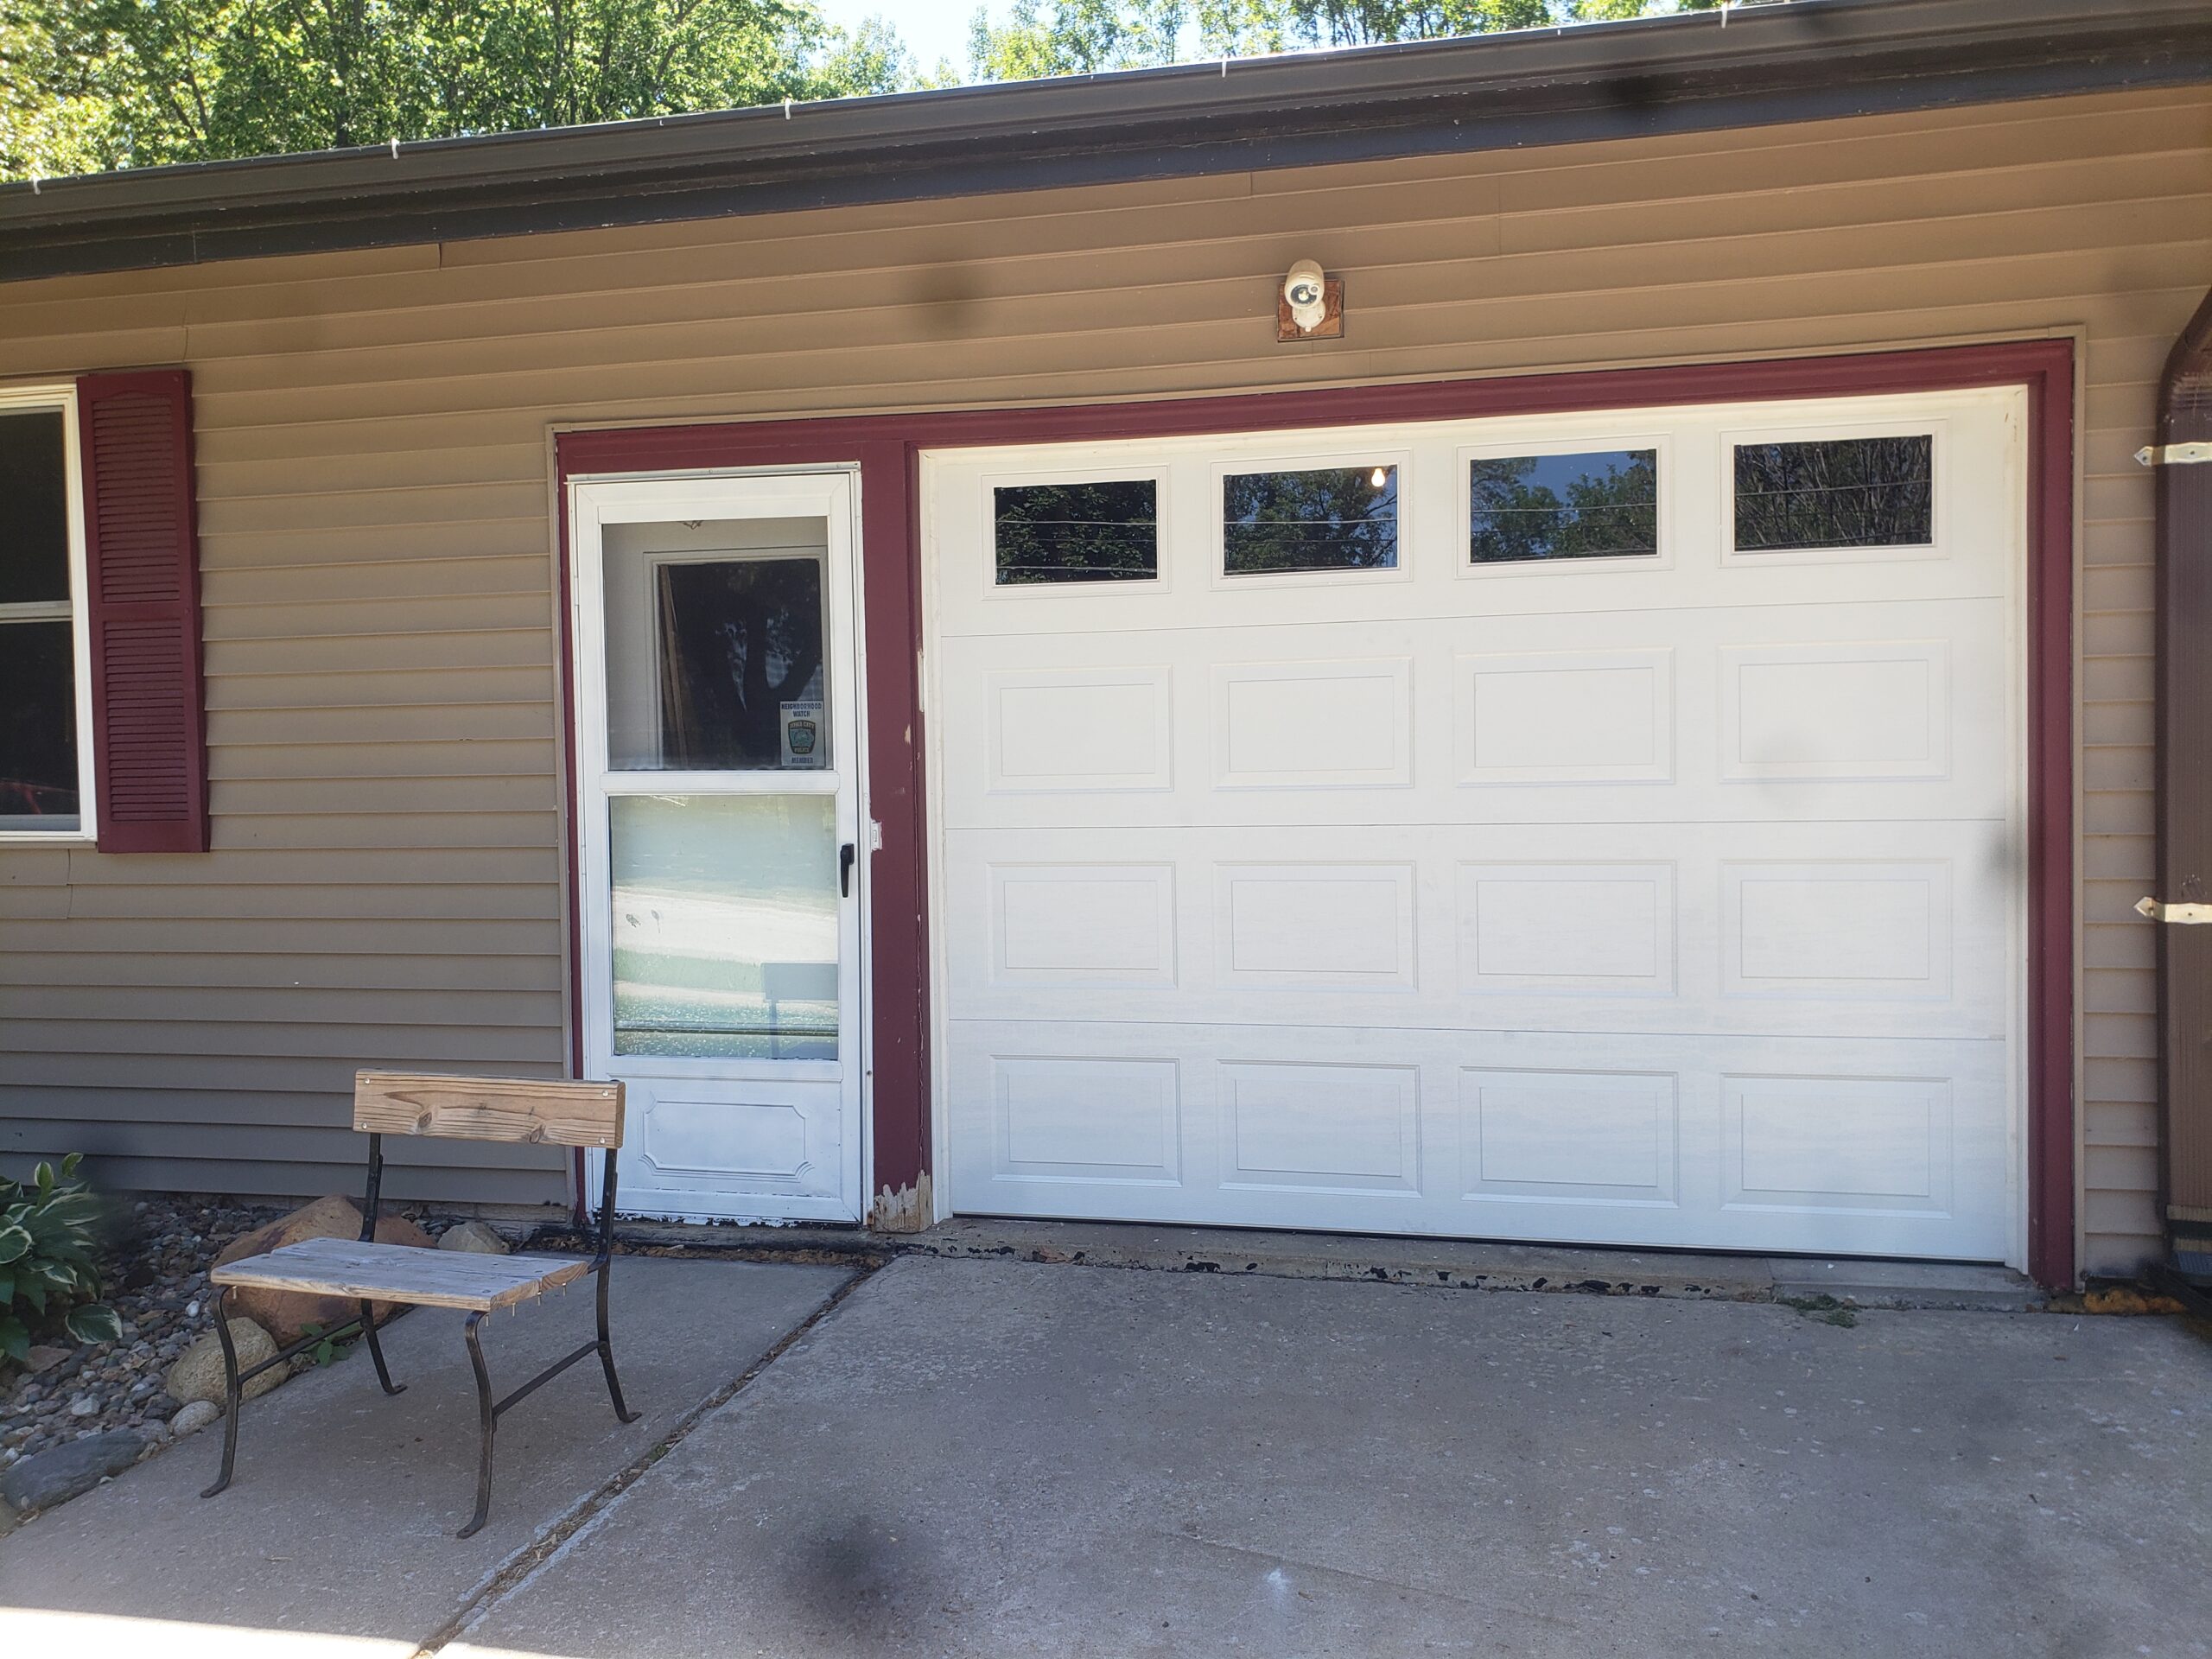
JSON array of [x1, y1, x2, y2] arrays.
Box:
[[211, 1236, 594, 1313], [353, 1071, 623, 1148]]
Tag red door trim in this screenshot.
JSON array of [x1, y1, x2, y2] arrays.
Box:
[[555, 339, 2079, 1285]]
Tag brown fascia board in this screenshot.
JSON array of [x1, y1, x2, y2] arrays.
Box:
[[2, 0, 2209, 283]]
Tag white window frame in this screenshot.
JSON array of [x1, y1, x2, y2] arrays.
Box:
[[0, 382, 95, 843]]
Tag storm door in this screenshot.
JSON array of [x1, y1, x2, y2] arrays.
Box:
[[570, 471, 865, 1221]]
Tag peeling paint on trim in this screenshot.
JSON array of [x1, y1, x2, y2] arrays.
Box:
[[868, 1171, 933, 1234]]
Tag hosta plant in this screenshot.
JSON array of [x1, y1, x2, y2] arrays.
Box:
[[0, 1154, 122, 1363]]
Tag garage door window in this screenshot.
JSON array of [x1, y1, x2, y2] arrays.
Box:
[[1733, 434, 1934, 552], [1224, 464, 1398, 575], [1469, 448, 1658, 565], [994, 480, 1158, 585]]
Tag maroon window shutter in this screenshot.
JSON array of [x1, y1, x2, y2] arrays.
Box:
[[76, 368, 208, 854]]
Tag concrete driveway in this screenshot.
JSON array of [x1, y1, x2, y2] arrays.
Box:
[[460, 1255, 2208, 1659], [4, 1251, 2208, 1657]]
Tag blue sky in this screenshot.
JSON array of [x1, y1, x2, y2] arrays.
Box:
[[820, 1, 981, 74]]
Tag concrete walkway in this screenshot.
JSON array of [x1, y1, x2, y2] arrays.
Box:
[[0, 1255, 853, 1656], [454, 1256, 2209, 1659], [3, 1251, 2207, 1657]]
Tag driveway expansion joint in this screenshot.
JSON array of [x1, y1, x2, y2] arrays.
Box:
[[409, 1262, 876, 1659]]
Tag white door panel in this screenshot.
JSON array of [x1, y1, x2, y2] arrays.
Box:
[[925, 388, 2025, 1263]]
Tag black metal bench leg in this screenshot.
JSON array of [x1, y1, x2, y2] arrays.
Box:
[[359, 1298, 404, 1396], [460, 1311, 495, 1539], [595, 1266, 639, 1425], [199, 1287, 241, 1499]]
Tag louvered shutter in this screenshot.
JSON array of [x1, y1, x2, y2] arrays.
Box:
[[76, 369, 207, 854]]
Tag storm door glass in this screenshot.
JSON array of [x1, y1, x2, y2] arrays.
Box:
[[609, 794, 837, 1058], [604, 520, 830, 772], [600, 517, 842, 1060]]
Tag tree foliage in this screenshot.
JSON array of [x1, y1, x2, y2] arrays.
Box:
[[980, 0, 1745, 71], [0, 0, 1774, 180], [1, 0, 891, 176]]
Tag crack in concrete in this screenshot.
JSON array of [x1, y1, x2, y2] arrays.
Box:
[[407, 1262, 879, 1658], [1165, 1528, 1583, 1630]]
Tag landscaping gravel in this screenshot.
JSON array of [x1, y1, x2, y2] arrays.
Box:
[[1, 1193, 479, 1528], [2, 1195, 278, 1479]]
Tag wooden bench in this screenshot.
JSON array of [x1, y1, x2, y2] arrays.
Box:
[[200, 1071, 641, 1537]]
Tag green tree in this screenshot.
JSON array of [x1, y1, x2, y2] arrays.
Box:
[[969, 0, 1186, 79], [975, 0, 1766, 73], [0, 0, 912, 176], [1, 0, 1784, 180]]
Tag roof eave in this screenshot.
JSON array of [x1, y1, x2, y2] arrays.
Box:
[[3, 0, 2208, 284]]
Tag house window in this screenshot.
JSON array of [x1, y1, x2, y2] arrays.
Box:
[[0, 390, 90, 836], [1469, 448, 1659, 564], [1733, 435, 1934, 551], [1223, 464, 1399, 575], [994, 480, 1159, 584]]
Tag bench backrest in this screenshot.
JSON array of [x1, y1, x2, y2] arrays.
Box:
[[354, 1071, 624, 1149]]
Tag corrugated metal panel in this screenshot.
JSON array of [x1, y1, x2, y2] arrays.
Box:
[[0, 85, 2202, 1254]]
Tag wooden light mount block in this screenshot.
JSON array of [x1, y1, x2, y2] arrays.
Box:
[[1278, 276, 1345, 342]]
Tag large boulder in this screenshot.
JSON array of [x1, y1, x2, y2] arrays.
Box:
[[2, 1430, 146, 1514], [211, 1195, 434, 1344], [165, 1319, 284, 1407]]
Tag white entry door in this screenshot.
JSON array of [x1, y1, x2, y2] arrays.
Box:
[[925, 387, 2027, 1265], [571, 471, 865, 1222]]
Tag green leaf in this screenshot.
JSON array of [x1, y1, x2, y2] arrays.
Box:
[[26, 1258, 73, 1292], [33, 1161, 54, 1198], [0, 1314, 28, 1364], [36, 1191, 101, 1228], [59, 1152, 83, 1180], [64, 1302, 123, 1345], [0, 1221, 29, 1265], [18, 1280, 46, 1315], [0, 1268, 14, 1305]]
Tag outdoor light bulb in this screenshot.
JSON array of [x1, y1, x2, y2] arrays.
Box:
[[1283, 258, 1328, 331], [1370, 467, 1389, 488]]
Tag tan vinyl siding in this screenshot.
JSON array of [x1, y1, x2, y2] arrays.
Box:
[[0, 85, 2202, 1263]]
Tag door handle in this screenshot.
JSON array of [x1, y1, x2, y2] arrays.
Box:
[[841, 842, 856, 898]]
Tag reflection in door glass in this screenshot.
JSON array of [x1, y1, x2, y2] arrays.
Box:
[[602, 520, 830, 771], [1469, 449, 1658, 563], [1732, 435, 1933, 551], [609, 794, 838, 1059], [1223, 464, 1398, 575], [994, 480, 1159, 583]]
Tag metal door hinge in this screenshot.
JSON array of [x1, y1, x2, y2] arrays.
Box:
[[2134, 442, 2212, 467], [2136, 896, 2212, 924]]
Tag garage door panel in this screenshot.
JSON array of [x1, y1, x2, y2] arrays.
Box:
[[1457, 647, 1676, 785], [1214, 862, 1420, 990], [1459, 1065, 1681, 1210], [945, 1020, 2011, 1259], [927, 386, 2023, 1263], [928, 395, 2020, 640], [947, 820, 2010, 1041], [940, 605, 2009, 830]]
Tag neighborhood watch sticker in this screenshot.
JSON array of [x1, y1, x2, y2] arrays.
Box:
[[780, 701, 826, 768]]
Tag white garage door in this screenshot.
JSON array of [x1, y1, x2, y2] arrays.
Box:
[[924, 388, 2024, 1263]]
